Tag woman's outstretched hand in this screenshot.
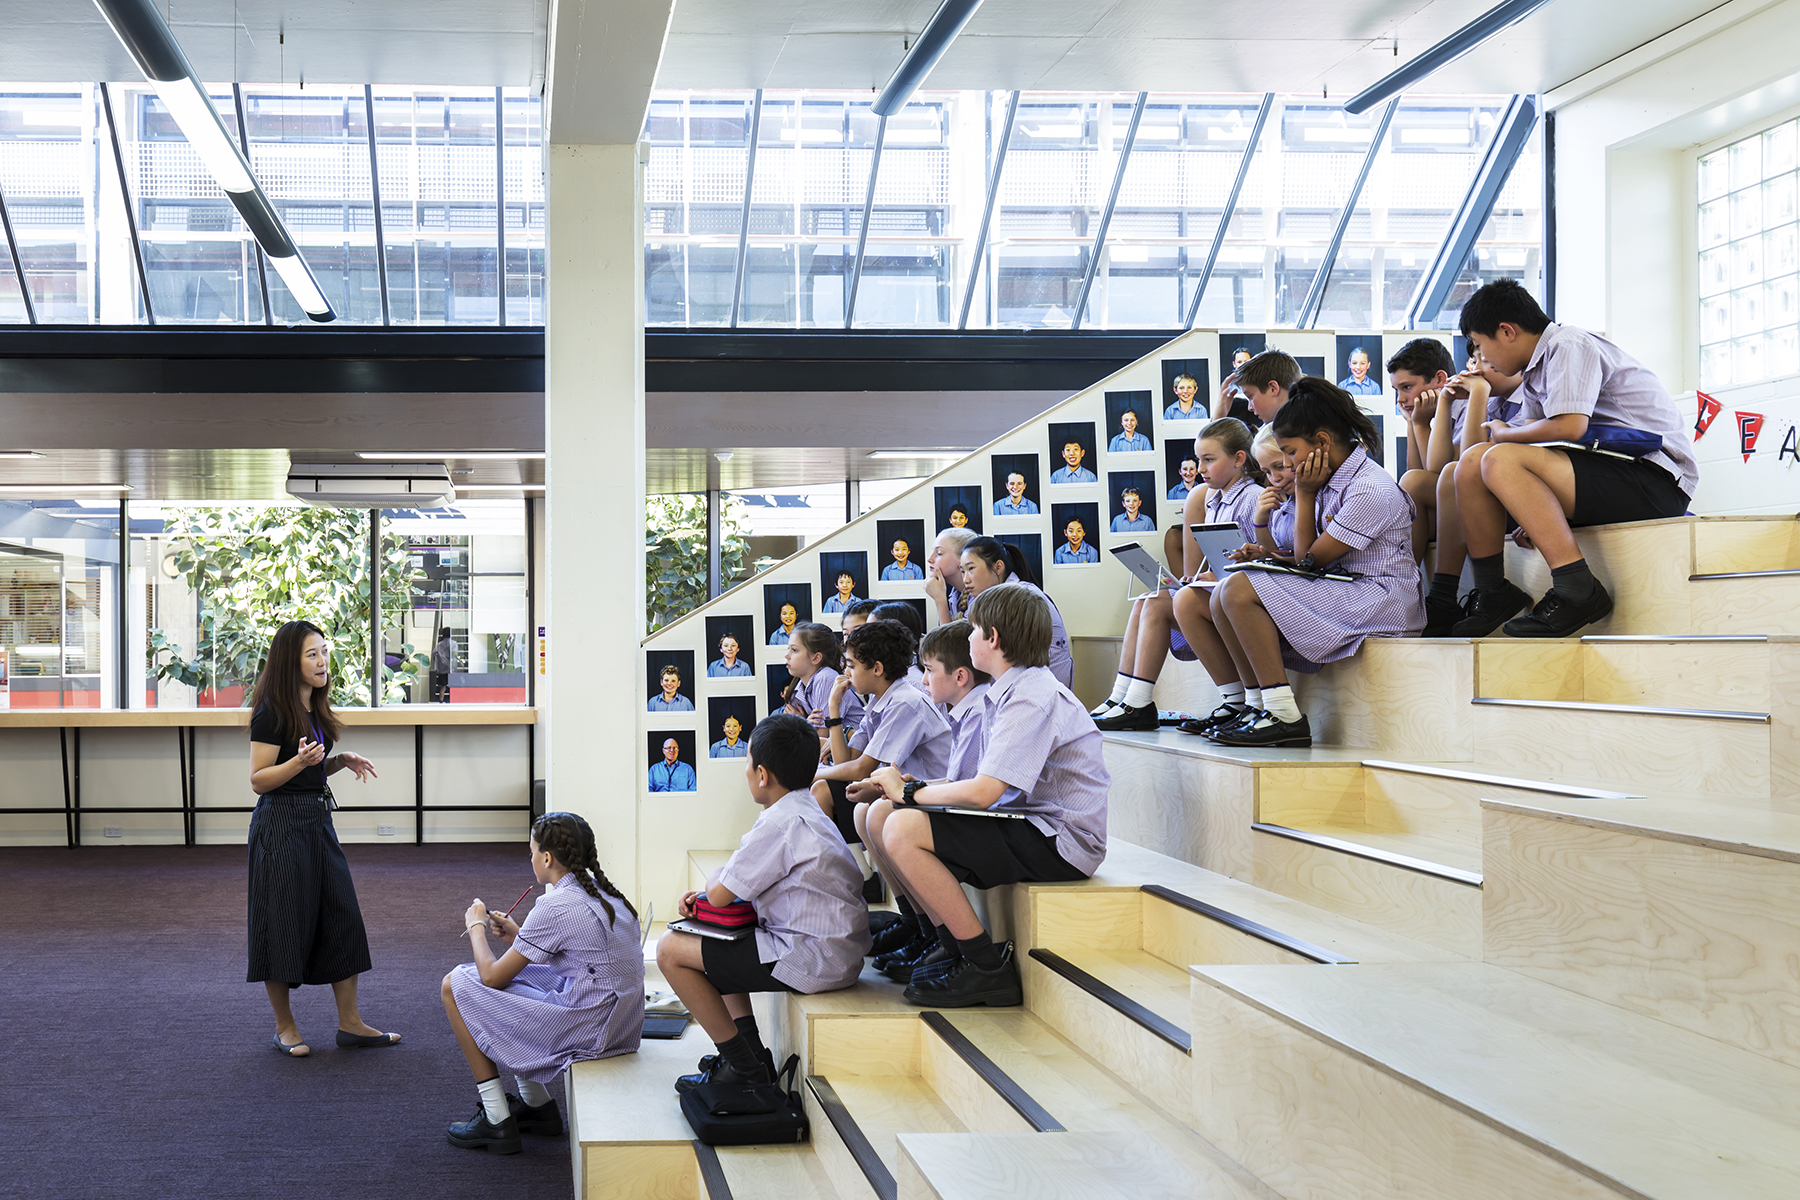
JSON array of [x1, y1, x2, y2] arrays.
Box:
[[338, 752, 378, 782]]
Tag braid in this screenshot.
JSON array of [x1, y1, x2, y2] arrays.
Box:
[[532, 811, 636, 927]]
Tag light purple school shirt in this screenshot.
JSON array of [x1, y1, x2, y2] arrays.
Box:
[[788, 666, 864, 734], [1448, 389, 1527, 442], [1204, 475, 1262, 542], [974, 665, 1108, 875], [1511, 322, 1698, 496], [849, 679, 953, 779], [940, 680, 991, 782], [717, 791, 873, 992], [1013, 580, 1074, 690], [1268, 495, 1296, 554]]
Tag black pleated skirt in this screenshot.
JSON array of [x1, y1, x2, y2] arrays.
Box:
[[246, 792, 373, 986]]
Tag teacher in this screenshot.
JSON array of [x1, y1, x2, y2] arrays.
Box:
[[248, 619, 397, 1057]]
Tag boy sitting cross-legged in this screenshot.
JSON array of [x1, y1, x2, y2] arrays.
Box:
[[865, 584, 1109, 1007], [656, 714, 873, 1091]]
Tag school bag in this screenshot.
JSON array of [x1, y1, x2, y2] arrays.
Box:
[[680, 1053, 808, 1146]]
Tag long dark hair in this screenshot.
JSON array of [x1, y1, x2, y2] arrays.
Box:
[[249, 620, 342, 745], [1270, 377, 1383, 455], [962, 535, 1040, 588], [531, 811, 636, 926]]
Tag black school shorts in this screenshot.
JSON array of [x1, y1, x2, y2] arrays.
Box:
[[1562, 451, 1690, 528], [823, 777, 861, 845], [926, 810, 1089, 890], [700, 932, 796, 995]]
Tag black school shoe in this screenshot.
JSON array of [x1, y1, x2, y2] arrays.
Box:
[[675, 1054, 773, 1094], [904, 941, 962, 986], [1503, 582, 1614, 638], [1421, 592, 1463, 638], [870, 915, 923, 957], [903, 941, 1023, 1008], [1093, 702, 1158, 732], [447, 1106, 522, 1154], [1178, 703, 1248, 736], [1208, 710, 1312, 748], [1449, 581, 1531, 638], [687, 1046, 777, 1088], [507, 1093, 564, 1136], [874, 931, 937, 974]]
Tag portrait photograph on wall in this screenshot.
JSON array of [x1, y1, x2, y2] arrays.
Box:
[[1453, 334, 1472, 370], [934, 485, 983, 535], [997, 533, 1043, 583], [874, 596, 927, 629], [1047, 422, 1098, 486], [819, 551, 869, 614], [1221, 333, 1265, 379], [763, 582, 812, 645], [766, 663, 797, 716], [1295, 353, 1326, 377], [1160, 358, 1210, 422], [989, 454, 1041, 517], [707, 696, 756, 759], [647, 730, 698, 793], [875, 518, 928, 582], [1336, 334, 1385, 401], [1104, 390, 1155, 453], [1165, 438, 1201, 501], [1107, 471, 1159, 534], [1050, 503, 1103, 566], [704, 615, 756, 677], [645, 649, 697, 713]]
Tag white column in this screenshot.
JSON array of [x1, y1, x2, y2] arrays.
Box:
[[544, 140, 647, 899]]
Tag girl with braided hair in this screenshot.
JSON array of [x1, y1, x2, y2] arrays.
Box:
[[440, 811, 645, 1154]]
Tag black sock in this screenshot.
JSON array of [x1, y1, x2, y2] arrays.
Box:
[[936, 924, 959, 952], [1550, 558, 1598, 601], [895, 894, 917, 922], [716, 1032, 763, 1077], [1469, 552, 1506, 592], [956, 930, 1004, 970], [733, 1014, 762, 1052], [1428, 573, 1460, 605]]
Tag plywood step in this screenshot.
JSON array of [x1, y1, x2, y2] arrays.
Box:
[[1191, 961, 1800, 1200], [896, 1130, 1278, 1200], [711, 1142, 842, 1200], [1474, 633, 1791, 709], [568, 1021, 715, 1200]]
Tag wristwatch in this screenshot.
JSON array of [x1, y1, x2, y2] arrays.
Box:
[[824, 717, 844, 728], [901, 780, 925, 806]]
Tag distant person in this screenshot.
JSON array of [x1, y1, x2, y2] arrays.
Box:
[[1108, 409, 1152, 453], [1220, 349, 1298, 429], [1168, 454, 1200, 500], [960, 536, 1075, 688], [882, 539, 924, 581], [925, 526, 977, 625], [648, 665, 694, 712], [710, 714, 748, 759], [648, 738, 696, 792], [1109, 488, 1155, 533], [707, 634, 753, 677], [1340, 347, 1381, 396], [431, 630, 454, 703], [993, 472, 1039, 516], [1164, 373, 1203, 420], [822, 571, 863, 614], [1054, 515, 1099, 564], [947, 504, 971, 529], [1050, 438, 1096, 484], [768, 602, 800, 645]]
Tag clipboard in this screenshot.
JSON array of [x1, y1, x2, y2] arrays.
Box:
[[1110, 541, 1180, 600]]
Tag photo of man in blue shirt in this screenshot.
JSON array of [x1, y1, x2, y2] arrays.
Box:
[[648, 738, 697, 791], [1108, 409, 1153, 452], [1050, 439, 1096, 484], [881, 539, 925, 581], [1110, 488, 1155, 533]]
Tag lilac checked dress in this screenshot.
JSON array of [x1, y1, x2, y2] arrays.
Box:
[[448, 874, 645, 1083], [786, 666, 864, 735], [1171, 476, 1262, 662]]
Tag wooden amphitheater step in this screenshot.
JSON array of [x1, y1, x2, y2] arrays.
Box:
[[703, 1142, 840, 1200], [1482, 790, 1800, 1069], [567, 1020, 718, 1200], [1474, 633, 1794, 711], [1190, 961, 1800, 1200], [895, 1130, 1277, 1200]]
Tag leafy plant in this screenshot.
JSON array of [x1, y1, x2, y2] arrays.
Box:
[[645, 494, 754, 632], [147, 505, 424, 707]]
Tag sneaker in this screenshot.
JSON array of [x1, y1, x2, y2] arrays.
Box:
[[903, 941, 1023, 1008], [873, 932, 936, 974], [507, 1093, 564, 1136], [1449, 581, 1531, 638], [1421, 592, 1462, 638], [1208, 710, 1312, 748], [870, 915, 924, 957], [1503, 582, 1614, 638], [447, 1106, 522, 1154], [1177, 703, 1247, 736], [675, 1054, 773, 1094], [1093, 702, 1158, 732]]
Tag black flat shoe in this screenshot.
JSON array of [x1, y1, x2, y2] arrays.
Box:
[[1209, 710, 1312, 748], [1449, 581, 1530, 638], [1093, 702, 1158, 732], [675, 1055, 773, 1094], [447, 1106, 522, 1154], [336, 1029, 400, 1048], [870, 915, 923, 957], [271, 1033, 309, 1057], [903, 942, 1022, 1008], [874, 932, 936, 974], [1421, 593, 1463, 638], [1503, 583, 1613, 638], [906, 942, 963, 986], [690, 1046, 776, 1084], [507, 1093, 564, 1136], [1180, 702, 1249, 737]]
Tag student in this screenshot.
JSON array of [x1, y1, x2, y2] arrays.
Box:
[[1050, 438, 1097, 484], [1340, 347, 1381, 396], [1449, 280, 1697, 637], [648, 738, 697, 791], [864, 584, 1108, 1005], [1216, 348, 1299, 427], [925, 526, 977, 624], [993, 472, 1039, 515], [1243, 424, 1298, 560], [1108, 409, 1152, 453], [710, 714, 748, 758], [431, 629, 454, 702], [882, 540, 925, 581], [1098, 418, 1264, 730], [707, 635, 754, 678], [783, 622, 863, 737], [648, 665, 695, 712], [947, 503, 971, 529], [813, 619, 952, 843], [838, 599, 879, 634], [1164, 373, 1203, 420], [1167, 454, 1200, 500], [872, 601, 929, 688], [657, 714, 873, 1089], [442, 812, 642, 1153], [823, 571, 863, 614], [1055, 516, 1099, 564], [1210, 347, 1259, 425], [960, 536, 1075, 690], [769, 602, 800, 645], [1202, 379, 1424, 746], [1109, 487, 1154, 533]]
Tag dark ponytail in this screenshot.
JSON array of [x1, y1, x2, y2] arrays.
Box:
[[531, 811, 637, 926], [1270, 377, 1382, 455], [963, 535, 1039, 588]]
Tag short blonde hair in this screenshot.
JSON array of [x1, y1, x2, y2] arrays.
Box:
[[1251, 423, 1281, 461], [967, 582, 1051, 668], [936, 527, 977, 554]]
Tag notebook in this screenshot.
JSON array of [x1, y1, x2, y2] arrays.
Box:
[[1111, 541, 1180, 599]]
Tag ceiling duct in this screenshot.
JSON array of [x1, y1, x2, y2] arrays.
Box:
[[285, 462, 454, 509]]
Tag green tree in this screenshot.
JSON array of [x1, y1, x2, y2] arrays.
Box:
[[147, 505, 423, 706], [645, 494, 755, 632]]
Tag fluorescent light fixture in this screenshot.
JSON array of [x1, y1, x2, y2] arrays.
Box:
[[0, 451, 45, 459], [454, 484, 546, 492], [150, 77, 254, 192], [1344, 0, 1559, 115], [866, 450, 965, 460], [359, 452, 547, 461], [266, 253, 332, 320], [0, 483, 131, 493], [871, 0, 984, 117]]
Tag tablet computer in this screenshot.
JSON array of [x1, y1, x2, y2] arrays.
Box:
[[1110, 541, 1179, 599], [668, 918, 756, 941], [909, 805, 1031, 819], [1188, 522, 1249, 576]]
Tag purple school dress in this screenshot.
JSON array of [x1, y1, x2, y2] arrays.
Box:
[[1172, 477, 1262, 662], [448, 874, 645, 1083]]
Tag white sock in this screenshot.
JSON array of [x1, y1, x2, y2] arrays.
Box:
[[477, 1076, 510, 1125], [517, 1077, 553, 1108], [1108, 674, 1131, 704], [1218, 681, 1245, 706], [1244, 687, 1263, 710], [1262, 685, 1301, 723], [1123, 676, 1155, 709]]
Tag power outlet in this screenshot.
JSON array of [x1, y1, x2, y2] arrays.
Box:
[[103, 827, 123, 838], [377, 825, 396, 836]]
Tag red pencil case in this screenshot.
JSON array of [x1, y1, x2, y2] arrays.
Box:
[[691, 898, 758, 929]]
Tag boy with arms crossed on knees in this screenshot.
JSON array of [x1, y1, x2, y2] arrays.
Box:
[[866, 584, 1108, 1007], [657, 714, 873, 1091]]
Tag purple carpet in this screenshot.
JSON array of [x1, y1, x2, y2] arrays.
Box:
[[1, 843, 579, 1200]]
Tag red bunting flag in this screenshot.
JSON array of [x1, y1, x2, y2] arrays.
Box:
[[1695, 391, 1722, 439], [1737, 412, 1764, 462]]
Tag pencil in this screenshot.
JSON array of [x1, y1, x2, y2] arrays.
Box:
[[457, 885, 534, 940]]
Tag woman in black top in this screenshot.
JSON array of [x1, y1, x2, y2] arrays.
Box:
[[248, 620, 396, 1057]]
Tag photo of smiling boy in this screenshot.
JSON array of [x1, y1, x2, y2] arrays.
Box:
[[1105, 391, 1155, 453], [990, 454, 1041, 516], [1047, 423, 1097, 485]]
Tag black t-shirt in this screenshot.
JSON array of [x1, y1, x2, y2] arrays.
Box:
[[1225, 395, 1263, 433], [249, 706, 334, 795]]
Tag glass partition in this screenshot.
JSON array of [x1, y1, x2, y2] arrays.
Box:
[[381, 501, 528, 704], [0, 501, 122, 709]]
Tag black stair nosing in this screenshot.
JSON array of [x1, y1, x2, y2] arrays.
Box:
[[1251, 822, 1484, 887], [919, 1011, 1065, 1132], [1470, 696, 1770, 724], [1139, 884, 1356, 965], [1027, 947, 1192, 1055], [693, 1142, 733, 1200], [1689, 568, 1800, 580], [806, 1075, 897, 1200]]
